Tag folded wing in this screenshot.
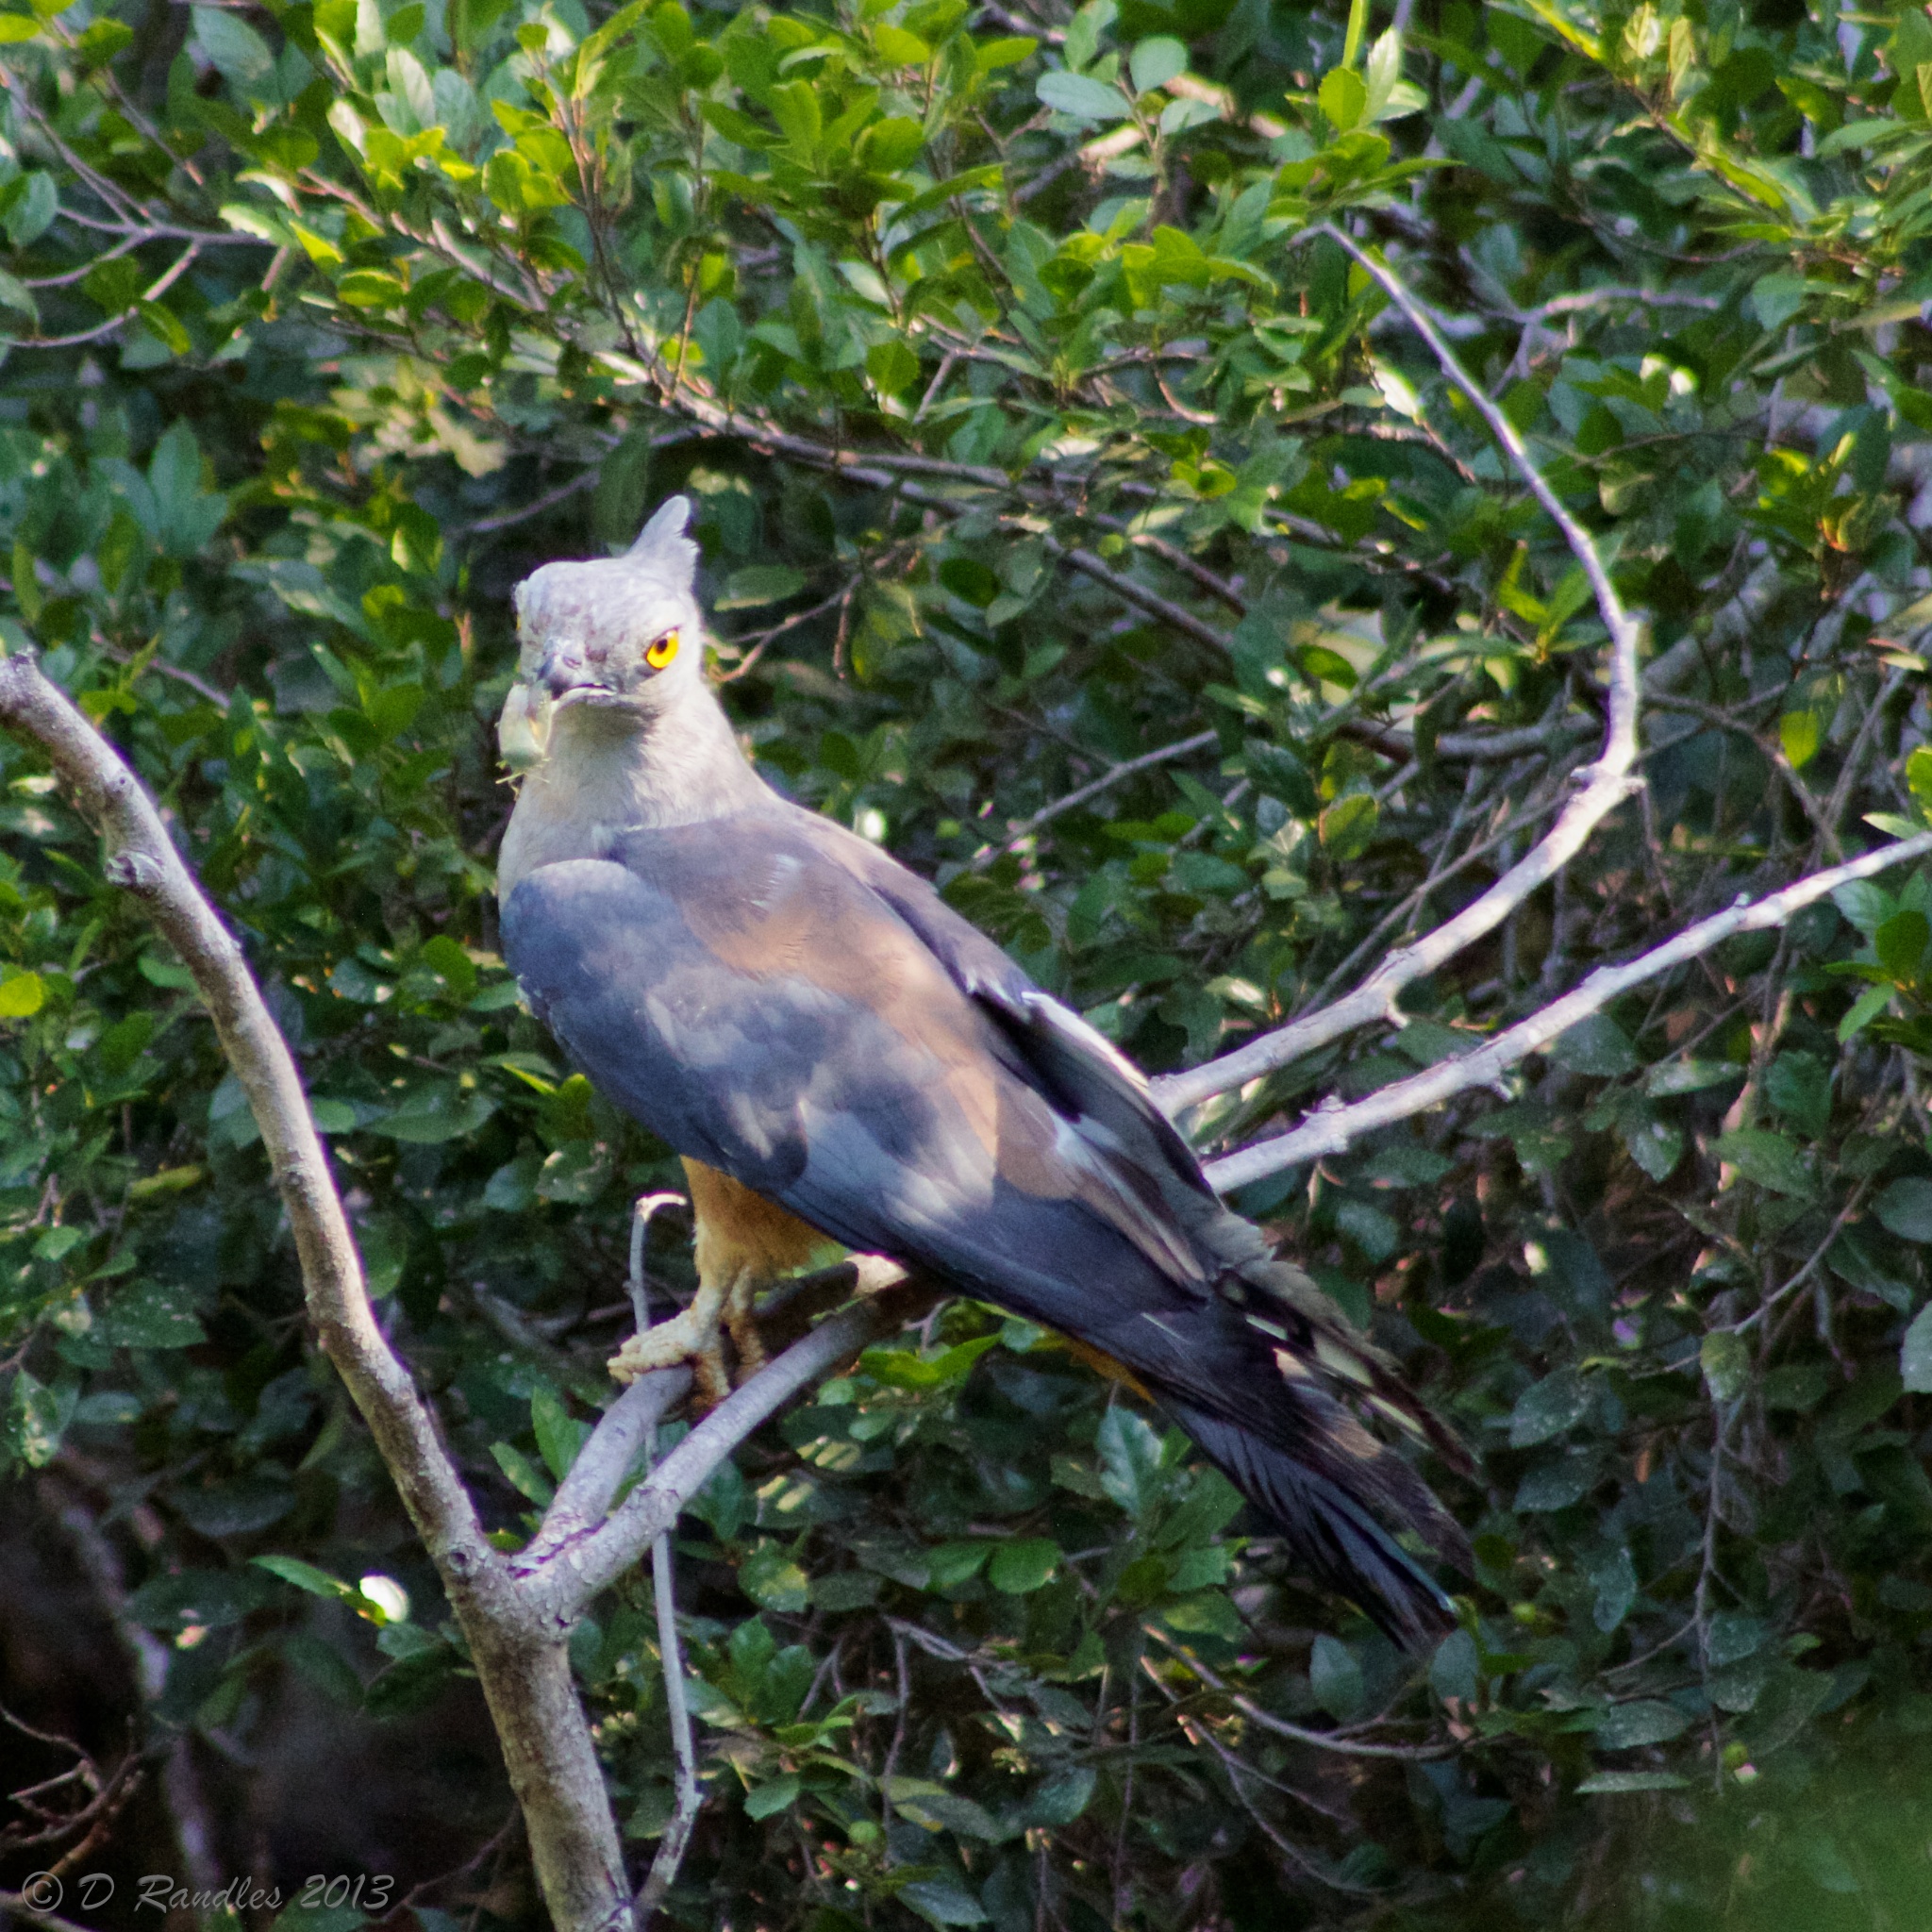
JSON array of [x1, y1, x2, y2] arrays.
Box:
[[502, 809, 1466, 1641]]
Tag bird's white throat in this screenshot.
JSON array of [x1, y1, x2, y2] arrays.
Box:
[[497, 669, 770, 898]]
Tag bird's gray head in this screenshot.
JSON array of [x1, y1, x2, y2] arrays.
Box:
[[510, 496, 704, 726]]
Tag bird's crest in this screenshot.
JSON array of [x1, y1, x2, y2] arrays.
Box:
[[625, 494, 698, 590]]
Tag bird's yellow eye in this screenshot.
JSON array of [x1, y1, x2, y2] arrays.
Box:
[[645, 629, 680, 670]]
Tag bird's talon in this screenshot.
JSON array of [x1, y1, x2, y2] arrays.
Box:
[[606, 1305, 734, 1407]]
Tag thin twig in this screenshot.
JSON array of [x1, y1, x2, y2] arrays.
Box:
[[458, 470, 600, 537], [0, 1890, 106, 1932], [716, 579, 859, 684], [634, 1185, 701, 1929], [1141, 1628, 1456, 1760], [967, 730, 1218, 872]]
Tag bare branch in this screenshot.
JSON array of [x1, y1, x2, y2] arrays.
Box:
[[633, 1188, 701, 1927], [0, 242, 200, 352], [522, 1371, 691, 1573], [458, 470, 600, 537], [1204, 829, 1932, 1189]]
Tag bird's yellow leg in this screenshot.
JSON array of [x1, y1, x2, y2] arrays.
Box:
[[608, 1160, 827, 1405], [724, 1269, 768, 1382]]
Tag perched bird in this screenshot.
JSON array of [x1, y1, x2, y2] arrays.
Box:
[[495, 498, 1470, 1645]]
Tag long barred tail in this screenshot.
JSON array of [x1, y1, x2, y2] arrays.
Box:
[[1170, 1402, 1462, 1650]]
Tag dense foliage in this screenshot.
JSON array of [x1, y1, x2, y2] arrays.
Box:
[[7, 0, 1932, 1924]]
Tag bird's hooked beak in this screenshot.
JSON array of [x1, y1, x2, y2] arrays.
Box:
[[534, 636, 605, 702]]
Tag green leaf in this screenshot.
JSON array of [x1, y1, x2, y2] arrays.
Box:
[[1514, 1459, 1592, 1512], [889, 1782, 1006, 1840], [897, 1878, 989, 1927], [866, 339, 922, 397], [193, 5, 275, 87], [483, 1151, 542, 1212], [1590, 1545, 1639, 1633], [1576, 1771, 1690, 1794], [860, 1334, 996, 1389], [1840, 983, 1893, 1043], [1036, 69, 1128, 122], [3, 172, 56, 247], [1766, 1052, 1832, 1139], [1508, 1371, 1590, 1447], [1779, 708, 1822, 770], [171, 1474, 295, 1537], [1319, 66, 1368, 132], [1318, 791, 1379, 862], [1429, 1627, 1479, 1702], [744, 1774, 801, 1820], [1623, 1108, 1684, 1181], [1707, 1612, 1765, 1666], [975, 34, 1037, 71], [536, 1140, 610, 1203], [1701, 1330, 1750, 1404], [1336, 1196, 1398, 1262], [1901, 1304, 1932, 1392], [1127, 35, 1185, 92], [1875, 908, 1930, 978], [1551, 1013, 1636, 1077], [0, 972, 44, 1018], [1646, 1058, 1743, 1096], [253, 1554, 354, 1599], [531, 1384, 588, 1481], [741, 1542, 811, 1613], [1906, 745, 1932, 817], [858, 115, 925, 172], [1593, 1700, 1689, 1748], [1023, 1766, 1095, 1826], [987, 1538, 1058, 1593], [97, 1279, 206, 1348], [374, 1091, 495, 1144], [1876, 1177, 1932, 1243], [1713, 1129, 1813, 1198], [6, 1368, 72, 1469], [702, 102, 779, 149], [939, 557, 1001, 608], [1362, 25, 1408, 120], [874, 23, 930, 64], [491, 1441, 555, 1504], [1308, 1633, 1363, 1719], [1096, 1405, 1165, 1517], [720, 564, 807, 609]]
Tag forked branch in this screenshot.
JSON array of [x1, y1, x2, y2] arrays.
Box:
[[0, 650, 921, 1932], [1203, 828, 1932, 1191]]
